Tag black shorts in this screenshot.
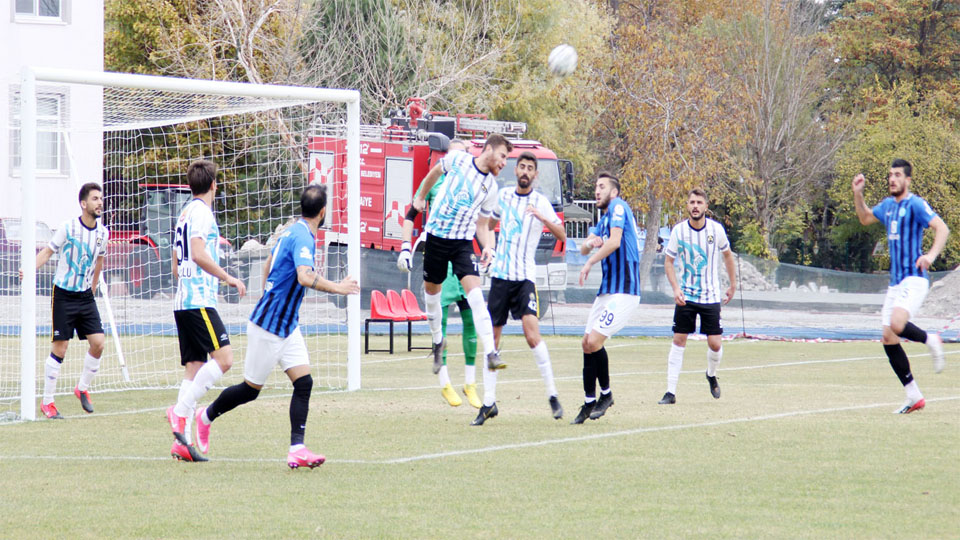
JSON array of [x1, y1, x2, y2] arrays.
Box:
[[672, 302, 722, 336], [174, 308, 231, 365], [51, 286, 103, 342], [488, 278, 538, 327], [423, 234, 478, 285]]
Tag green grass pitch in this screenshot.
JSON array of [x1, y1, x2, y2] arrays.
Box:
[[1, 336, 958, 538]]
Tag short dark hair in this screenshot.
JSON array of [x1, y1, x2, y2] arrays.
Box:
[[483, 133, 514, 154], [891, 158, 912, 178], [688, 187, 708, 202], [187, 160, 217, 196], [597, 171, 621, 196], [78, 182, 102, 203], [301, 184, 327, 219], [516, 151, 538, 169]]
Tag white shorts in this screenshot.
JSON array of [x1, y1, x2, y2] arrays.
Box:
[[880, 276, 929, 327], [243, 321, 310, 386], [584, 294, 641, 337]]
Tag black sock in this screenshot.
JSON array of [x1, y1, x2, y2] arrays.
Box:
[[206, 381, 260, 423], [582, 351, 597, 400], [290, 374, 313, 446], [897, 322, 928, 344], [596, 347, 610, 393], [883, 344, 914, 386], [50, 352, 63, 363]]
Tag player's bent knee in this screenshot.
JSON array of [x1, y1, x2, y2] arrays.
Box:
[[293, 374, 313, 395], [239, 381, 261, 402]]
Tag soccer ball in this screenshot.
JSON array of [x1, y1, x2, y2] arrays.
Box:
[[548, 44, 577, 77]]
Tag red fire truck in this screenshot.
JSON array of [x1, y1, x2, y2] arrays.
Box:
[[309, 99, 574, 313]]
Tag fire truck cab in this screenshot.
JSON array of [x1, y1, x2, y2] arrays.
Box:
[[309, 99, 574, 312]]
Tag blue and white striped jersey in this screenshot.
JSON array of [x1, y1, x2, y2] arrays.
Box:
[[872, 194, 938, 286], [49, 217, 109, 292], [424, 150, 499, 240], [490, 188, 559, 282], [249, 220, 316, 338], [174, 199, 220, 310], [664, 218, 730, 304], [596, 197, 642, 296]]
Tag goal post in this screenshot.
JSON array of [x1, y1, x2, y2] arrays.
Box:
[[13, 68, 362, 421]]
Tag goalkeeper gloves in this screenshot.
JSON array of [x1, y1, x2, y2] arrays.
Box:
[[397, 242, 412, 272]]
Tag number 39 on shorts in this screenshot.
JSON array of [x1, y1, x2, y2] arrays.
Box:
[[599, 308, 615, 327]]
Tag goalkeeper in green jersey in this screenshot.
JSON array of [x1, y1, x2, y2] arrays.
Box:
[[397, 140, 481, 408]]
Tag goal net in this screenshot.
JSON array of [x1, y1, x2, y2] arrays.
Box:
[[2, 69, 361, 422]]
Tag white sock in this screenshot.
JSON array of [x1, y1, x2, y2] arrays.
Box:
[[437, 364, 451, 387], [289, 443, 305, 453], [77, 352, 101, 392], [200, 407, 211, 425], [532, 342, 557, 397], [707, 347, 722, 377], [174, 361, 223, 418], [43, 355, 61, 405], [904, 380, 923, 402], [482, 364, 498, 407], [175, 379, 193, 443], [465, 288, 495, 357], [667, 344, 685, 394], [424, 291, 443, 344], [464, 363, 476, 385]]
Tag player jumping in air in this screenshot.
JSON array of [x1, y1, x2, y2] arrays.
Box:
[[852, 159, 948, 414], [166, 160, 246, 462], [196, 185, 358, 468], [398, 139, 481, 409], [31, 183, 109, 419], [473, 151, 566, 425], [406, 134, 513, 376], [573, 172, 642, 424], [658, 188, 736, 405]]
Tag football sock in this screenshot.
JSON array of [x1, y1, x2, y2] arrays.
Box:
[[883, 343, 914, 386], [596, 347, 610, 393], [205, 381, 260, 423], [582, 350, 597, 401], [43, 354, 63, 405], [290, 375, 312, 447], [461, 307, 477, 366], [440, 305, 449, 365], [424, 291, 443, 344], [175, 361, 223, 418], [897, 322, 928, 344], [707, 346, 723, 377], [465, 287, 495, 356], [532, 341, 557, 397], [289, 443, 305, 453], [437, 364, 451, 387], [904, 380, 923, 402], [77, 351, 101, 392], [482, 362, 498, 407], [667, 344, 685, 394]]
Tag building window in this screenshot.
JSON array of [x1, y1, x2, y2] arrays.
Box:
[[15, 0, 62, 19], [9, 89, 69, 176]]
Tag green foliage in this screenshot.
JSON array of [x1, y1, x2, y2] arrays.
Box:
[[830, 84, 960, 272], [734, 222, 774, 259]]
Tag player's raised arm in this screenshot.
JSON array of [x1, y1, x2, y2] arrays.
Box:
[[413, 163, 443, 212], [296, 265, 359, 295], [852, 173, 879, 226]]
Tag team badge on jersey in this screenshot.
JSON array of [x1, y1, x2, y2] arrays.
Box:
[[707, 234, 715, 244]]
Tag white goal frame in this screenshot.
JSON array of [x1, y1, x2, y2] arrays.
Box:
[[18, 67, 363, 420]]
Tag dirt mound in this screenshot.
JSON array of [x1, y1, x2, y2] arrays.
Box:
[[721, 256, 778, 292], [921, 266, 960, 318]]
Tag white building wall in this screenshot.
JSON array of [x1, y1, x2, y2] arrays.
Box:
[[1, 1, 104, 229]]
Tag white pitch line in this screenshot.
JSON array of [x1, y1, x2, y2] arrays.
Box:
[[3, 396, 956, 465]]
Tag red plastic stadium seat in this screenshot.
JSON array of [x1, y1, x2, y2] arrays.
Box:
[[401, 289, 428, 321], [370, 290, 405, 321], [386, 290, 411, 321]]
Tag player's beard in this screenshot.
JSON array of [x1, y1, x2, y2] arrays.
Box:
[[517, 174, 532, 190], [889, 183, 905, 197], [597, 193, 611, 210], [688, 208, 702, 220]]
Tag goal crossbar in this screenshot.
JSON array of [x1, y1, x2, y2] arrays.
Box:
[[18, 67, 363, 421]]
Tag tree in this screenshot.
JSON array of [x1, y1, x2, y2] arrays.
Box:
[[829, 0, 960, 115], [711, 0, 848, 258], [598, 1, 743, 287], [829, 84, 960, 273]]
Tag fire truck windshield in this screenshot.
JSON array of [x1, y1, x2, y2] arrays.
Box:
[[495, 158, 562, 210]]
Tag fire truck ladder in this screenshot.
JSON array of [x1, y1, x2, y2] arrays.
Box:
[[456, 116, 526, 138]]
